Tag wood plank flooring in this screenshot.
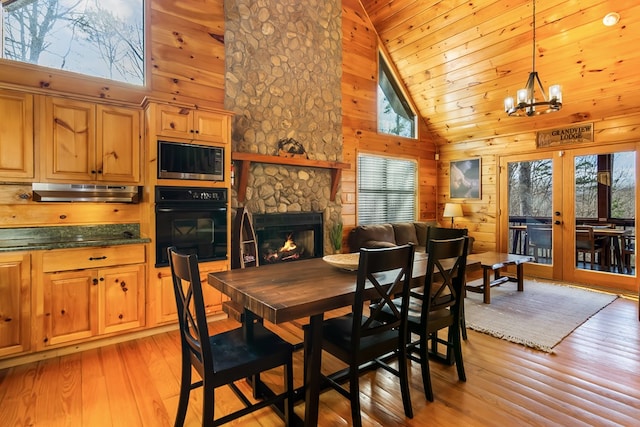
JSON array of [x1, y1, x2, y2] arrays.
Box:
[[0, 296, 638, 426]]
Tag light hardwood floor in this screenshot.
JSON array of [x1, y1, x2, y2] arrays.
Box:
[[1, 296, 638, 426]]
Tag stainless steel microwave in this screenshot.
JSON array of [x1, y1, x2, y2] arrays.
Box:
[[158, 140, 224, 181]]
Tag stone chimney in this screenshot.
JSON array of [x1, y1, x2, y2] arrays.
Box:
[[224, 0, 343, 254]]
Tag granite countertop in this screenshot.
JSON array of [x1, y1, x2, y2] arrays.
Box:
[[0, 224, 150, 252]]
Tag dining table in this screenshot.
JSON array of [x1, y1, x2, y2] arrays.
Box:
[[208, 252, 479, 426]]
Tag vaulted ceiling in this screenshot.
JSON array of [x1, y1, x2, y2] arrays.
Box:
[[361, 0, 640, 145]]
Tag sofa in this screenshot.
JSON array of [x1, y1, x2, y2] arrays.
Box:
[[348, 221, 473, 253], [348, 221, 436, 253]]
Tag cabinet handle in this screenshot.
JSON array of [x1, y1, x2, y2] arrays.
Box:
[[89, 256, 107, 261], [93, 278, 99, 285]]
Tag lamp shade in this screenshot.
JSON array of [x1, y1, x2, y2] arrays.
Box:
[[443, 203, 463, 218]]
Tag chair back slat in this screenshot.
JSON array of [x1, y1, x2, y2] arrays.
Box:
[[423, 237, 469, 316], [353, 245, 415, 342]]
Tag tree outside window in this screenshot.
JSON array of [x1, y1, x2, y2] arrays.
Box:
[[2, 0, 144, 85], [378, 52, 416, 139]]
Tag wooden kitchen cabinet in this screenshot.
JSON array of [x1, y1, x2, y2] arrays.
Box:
[[99, 264, 145, 335], [0, 89, 34, 181], [41, 96, 142, 183], [42, 269, 98, 347], [40, 245, 145, 348], [152, 261, 227, 325], [154, 104, 229, 144], [0, 253, 31, 358]]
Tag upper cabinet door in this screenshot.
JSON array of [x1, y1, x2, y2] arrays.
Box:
[[97, 105, 142, 183], [156, 104, 193, 140], [155, 104, 229, 144], [41, 96, 142, 184], [193, 110, 229, 144], [0, 89, 34, 181], [42, 97, 96, 181]]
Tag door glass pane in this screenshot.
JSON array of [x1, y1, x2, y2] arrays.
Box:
[[574, 152, 635, 275], [507, 159, 553, 264]]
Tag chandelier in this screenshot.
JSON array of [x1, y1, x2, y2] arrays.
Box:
[[504, 0, 562, 116]]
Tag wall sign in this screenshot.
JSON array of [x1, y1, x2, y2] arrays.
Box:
[[536, 123, 594, 148]]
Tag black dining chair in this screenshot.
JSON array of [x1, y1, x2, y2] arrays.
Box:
[[307, 244, 415, 427], [426, 226, 470, 340], [167, 247, 295, 426], [374, 236, 469, 402]]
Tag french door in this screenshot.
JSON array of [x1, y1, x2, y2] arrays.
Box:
[[499, 143, 637, 292]]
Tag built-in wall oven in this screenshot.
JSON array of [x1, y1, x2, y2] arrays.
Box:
[[155, 186, 228, 267]]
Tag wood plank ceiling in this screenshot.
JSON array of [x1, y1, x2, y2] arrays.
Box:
[[360, 0, 640, 145]]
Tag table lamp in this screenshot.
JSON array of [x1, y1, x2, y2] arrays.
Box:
[[443, 203, 463, 228]]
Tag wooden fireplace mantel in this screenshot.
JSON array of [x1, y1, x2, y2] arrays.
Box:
[[231, 152, 351, 202]]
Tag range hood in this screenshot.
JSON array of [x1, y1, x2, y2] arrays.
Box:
[[32, 183, 141, 203]]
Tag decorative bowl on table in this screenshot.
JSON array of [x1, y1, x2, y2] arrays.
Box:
[[322, 253, 359, 271]]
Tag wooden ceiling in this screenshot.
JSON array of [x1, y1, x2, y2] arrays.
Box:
[[361, 0, 640, 145]]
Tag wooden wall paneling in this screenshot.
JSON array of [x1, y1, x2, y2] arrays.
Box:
[[148, 1, 226, 109], [0, 204, 141, 228], [0, 62, 149, 105]]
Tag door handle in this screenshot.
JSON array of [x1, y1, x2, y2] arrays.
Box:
[[554, 220, 561, 225]]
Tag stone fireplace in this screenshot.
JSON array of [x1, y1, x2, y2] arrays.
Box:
[[224, 0, 344, 257], [253, 212, 323, 264]]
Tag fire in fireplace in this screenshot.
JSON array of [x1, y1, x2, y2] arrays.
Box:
[[253, 212, 323, 264]]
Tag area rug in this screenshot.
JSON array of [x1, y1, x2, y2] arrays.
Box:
[[464, 278, 618, 353]]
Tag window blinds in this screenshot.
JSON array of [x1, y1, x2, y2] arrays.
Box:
[[358, 155, 417, 225]]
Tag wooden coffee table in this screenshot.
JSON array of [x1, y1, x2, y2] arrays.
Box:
[[466, 252, 534, 303]]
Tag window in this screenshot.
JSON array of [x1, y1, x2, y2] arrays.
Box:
[[575, 152, 636, 220], [358, 154, 417, 225], [378, 52, 416, 138], [1, 0, 144, 85]]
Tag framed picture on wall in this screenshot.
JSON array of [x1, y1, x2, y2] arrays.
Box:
[[450, 158, 481, 199]]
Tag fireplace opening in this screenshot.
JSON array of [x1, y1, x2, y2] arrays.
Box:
[[254, 212, 323, 264]]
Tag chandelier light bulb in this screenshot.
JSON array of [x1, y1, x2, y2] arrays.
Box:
[[504, 96, 514, 112], [549, 84, 562, 102]]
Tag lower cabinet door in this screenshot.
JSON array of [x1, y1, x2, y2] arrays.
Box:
[[43, 270, 98, 347], [0, 253, 31, 357], [100, 264, 145, 334]]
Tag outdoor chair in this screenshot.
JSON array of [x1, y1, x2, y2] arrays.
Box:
[[306, 244, 415, 427], [526, 224, 552, 262], [576, 226, 606, 270], [621, 234, 635, 274], [167, 247, 294, 426]]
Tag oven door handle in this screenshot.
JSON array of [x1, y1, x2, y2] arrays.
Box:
[[156, 207, 226, 213]]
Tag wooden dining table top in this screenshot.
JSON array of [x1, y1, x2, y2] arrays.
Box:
[[207, 254, 421, 324], [207, 253, 479, 325]]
